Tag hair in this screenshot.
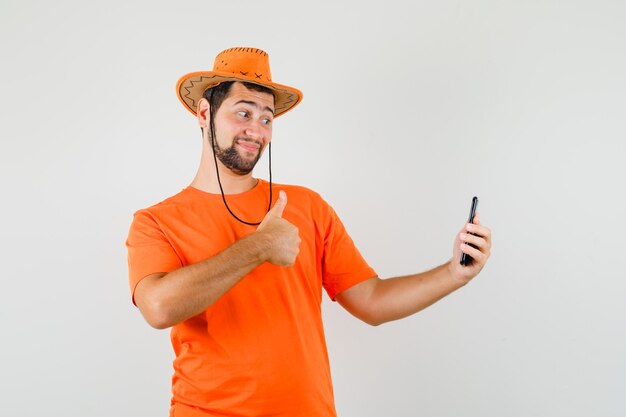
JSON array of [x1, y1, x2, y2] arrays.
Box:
[[201, 81, 275, 136]]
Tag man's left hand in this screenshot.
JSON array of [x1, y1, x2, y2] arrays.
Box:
[[448, 213, 492, 284]]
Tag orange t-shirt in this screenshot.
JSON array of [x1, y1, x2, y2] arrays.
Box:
[[126, 180, 376, 417]]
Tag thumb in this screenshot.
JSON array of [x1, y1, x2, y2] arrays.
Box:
[[267, 190, 287, 218]]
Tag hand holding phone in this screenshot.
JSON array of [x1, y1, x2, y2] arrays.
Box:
[[460, 196, 479, 266]]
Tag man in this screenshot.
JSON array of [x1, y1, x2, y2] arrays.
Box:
[[126, 47, 492, 417]]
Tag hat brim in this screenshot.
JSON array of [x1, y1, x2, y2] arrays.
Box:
[[176, 71, 303, 118]]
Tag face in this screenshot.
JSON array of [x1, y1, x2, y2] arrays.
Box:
[[210, 82, 275, 175]]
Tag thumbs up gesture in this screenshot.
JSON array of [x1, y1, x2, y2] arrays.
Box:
[[256, 191, 301, 267]]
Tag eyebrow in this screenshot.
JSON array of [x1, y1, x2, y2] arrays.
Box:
[[234, 100, 275, 116]]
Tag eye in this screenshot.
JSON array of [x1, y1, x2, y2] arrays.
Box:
[[262, 118, 273, 126], [237, 111, 249, 118]]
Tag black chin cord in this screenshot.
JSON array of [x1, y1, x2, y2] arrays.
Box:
[[209, 117, 273, 226]]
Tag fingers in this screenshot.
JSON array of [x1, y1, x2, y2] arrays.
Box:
[[465, 221, 491, 241], [459, 233, 491, 257], [255, 190, 300, 267], [459, 211, 491, 259], [267, 190, 287, 219], [273, 190, 287, 217], [459, 240, 488, 263], [462, 222, 492, 254], [257, 191, 288, 231], [458, 213, 491, 265], [459, 232, 486, 249], [452, 212, 492, 279]]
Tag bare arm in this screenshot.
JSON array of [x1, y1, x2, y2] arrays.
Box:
[[336, 214, 492, 326], [134, 191, 300, 329]]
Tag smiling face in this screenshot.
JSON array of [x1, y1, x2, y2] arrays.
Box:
[[210, 82, 275, 175]]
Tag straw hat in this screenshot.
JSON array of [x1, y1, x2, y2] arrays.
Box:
[[176, 47, 303, 118]]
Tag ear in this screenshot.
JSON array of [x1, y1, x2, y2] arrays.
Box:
[[197, 98, 210, 128]]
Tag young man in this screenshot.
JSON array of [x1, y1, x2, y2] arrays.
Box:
[[126, 47, 492, 417]]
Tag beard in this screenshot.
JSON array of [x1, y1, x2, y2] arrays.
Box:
[[213, 136, 263, 175]]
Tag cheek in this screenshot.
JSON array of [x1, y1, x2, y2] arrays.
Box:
[[220, 122, 245, 139]]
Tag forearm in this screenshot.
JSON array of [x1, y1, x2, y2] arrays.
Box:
[[137, 232, 270, 328], [337, 218, 491, 326], [369, 261, 465, 325]]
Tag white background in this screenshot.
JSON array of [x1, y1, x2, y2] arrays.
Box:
[[1, 1, 625, 416]]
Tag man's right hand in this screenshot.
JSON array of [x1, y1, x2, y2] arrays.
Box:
[[256, 190, 301, 267]]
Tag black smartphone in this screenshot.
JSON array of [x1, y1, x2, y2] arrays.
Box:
[[460, 196, 479, 266]]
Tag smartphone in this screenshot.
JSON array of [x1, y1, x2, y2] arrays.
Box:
[[460, 196, 479, 266]]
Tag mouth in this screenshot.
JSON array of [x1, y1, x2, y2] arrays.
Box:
[[235, 138, 262, 153]]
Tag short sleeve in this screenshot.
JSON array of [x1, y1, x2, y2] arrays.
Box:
[[321, 206, 377, 300], [126, 210, 183, 304]]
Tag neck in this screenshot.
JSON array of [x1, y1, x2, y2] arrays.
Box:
[[190, 134, 258, 195]]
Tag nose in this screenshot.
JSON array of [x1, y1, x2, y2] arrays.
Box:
[[244, 121, 265, 141]]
